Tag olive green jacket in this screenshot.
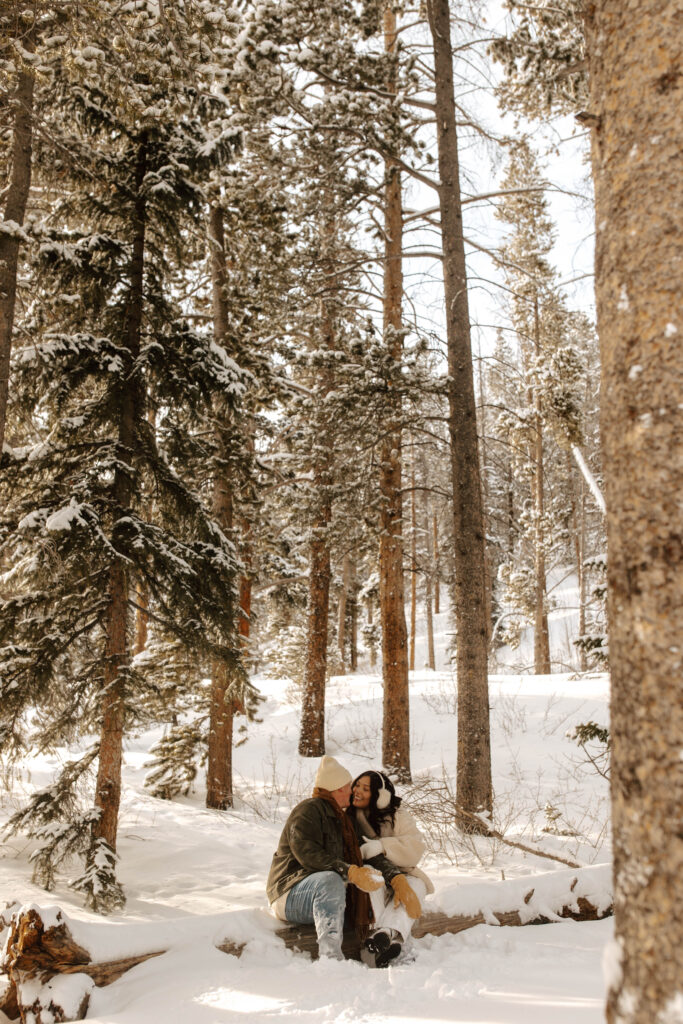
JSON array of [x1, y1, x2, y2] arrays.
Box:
[[266, 796, 401, 905]]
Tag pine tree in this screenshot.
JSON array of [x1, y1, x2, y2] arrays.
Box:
[[377, 1, 410, 783], [425, 0, 492, 821], [490, 141, 606, 676], [0, 0, 248, 910], [490, 0, 587, 119], [0, 0, 50, 452], [234, 0, 421, 770], [495, 140, 557, 673]]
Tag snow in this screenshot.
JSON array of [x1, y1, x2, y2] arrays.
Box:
[[0, 220, 29, 243], [659, 994, 683, 1024], [17, 508, 49, 531], [0, 600, 614, 1024], [602, 936, 623, 993], [18, 972, 95, 1022], [45, 499, 86, 532]]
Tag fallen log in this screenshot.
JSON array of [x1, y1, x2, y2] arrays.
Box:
[[275, 890, 611, 957], [412, 894, 609, 939], [274, 865, 613, 956], [1, 868, 613, 1020]]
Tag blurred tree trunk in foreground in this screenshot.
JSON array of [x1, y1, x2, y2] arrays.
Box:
[[585, 3, 683, 1021]]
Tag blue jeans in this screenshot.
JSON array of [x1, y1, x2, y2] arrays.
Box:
[[284, 871, 346, 959]]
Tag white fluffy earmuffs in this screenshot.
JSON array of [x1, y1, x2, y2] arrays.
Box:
[[374, 771, 391, 810]]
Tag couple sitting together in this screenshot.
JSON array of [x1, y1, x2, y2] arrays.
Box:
[[266, 755, 433, 967]]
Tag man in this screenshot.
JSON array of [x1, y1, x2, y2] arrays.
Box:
[[266, 755, 403, 960]]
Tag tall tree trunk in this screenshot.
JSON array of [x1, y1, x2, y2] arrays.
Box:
[[337, 553, 351, 672], [133, 580, 149, 656], [93, 140, 147, 850], [433, 510, 440, 615], [206, 468, 235, 809], [206, 204, 238, 810], [239, 565, 252, 648], [0, 23, 34, 454], [298, 132, 342, 755], [422, 465, 436, 671], [477, 347, 494, 642], [299, 506, 331, 756], [532, 298, 551, 673], [570, 458, 588, 673], [424, 570, 435, 671], [585, 4, 683, 1021], [367, 597, 377, 669], [409, 455, 417, 672], [379, 3, 410, 782], [349, 581, 358, 672], [426, 0, 492, 821], [238, 437, 255, 662], [133, 408, 156, 657], [506, 462, 515, 557], [299, 208, 337, 755], [532, 419, 551, 673]]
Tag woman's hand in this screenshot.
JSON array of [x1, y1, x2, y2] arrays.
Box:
[[360, 837, 383, 860], [390, 874, 421, 918]]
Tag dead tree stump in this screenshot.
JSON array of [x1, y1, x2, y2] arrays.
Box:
[[0, 906, 163, 1023]]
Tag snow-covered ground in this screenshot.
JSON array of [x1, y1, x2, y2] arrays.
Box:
[[0, 607, 612, 1024]]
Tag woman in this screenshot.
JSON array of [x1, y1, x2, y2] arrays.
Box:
[[347, 769, 434, 967]]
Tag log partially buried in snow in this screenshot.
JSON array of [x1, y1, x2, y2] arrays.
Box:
[[413, 863, 614, 938], [0, 905, 164, 1023], [1, 867, 613, 1020], [275, 864, 614, 957]]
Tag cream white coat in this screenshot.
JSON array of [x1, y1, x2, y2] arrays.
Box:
[[356, 805, 434, 895]]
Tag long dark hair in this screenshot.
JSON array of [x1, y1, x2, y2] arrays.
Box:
[[348, 770, 402, 834]]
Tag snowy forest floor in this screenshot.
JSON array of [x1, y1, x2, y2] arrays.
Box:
[[0, 604, 613, 1024]]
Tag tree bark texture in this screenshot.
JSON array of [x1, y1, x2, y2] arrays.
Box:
[[426, 0, 492, 819], [93, 140, 147, 851], [133, 581, 149, 656], [379, 3, 410, 782], [206, 205, 239, 809], [585, 4, 683, 1022], [238, 573, 251, 645], [0, 23, 34, 454]]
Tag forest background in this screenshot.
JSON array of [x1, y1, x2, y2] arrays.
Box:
[[0, 2, 680, 1023]]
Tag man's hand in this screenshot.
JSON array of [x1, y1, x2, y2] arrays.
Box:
[[390, 874, 421, 918], [360, 837, 383, 860], [347, 864, 384, 892]]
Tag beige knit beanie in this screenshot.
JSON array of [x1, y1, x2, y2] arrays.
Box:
[[314, 755, 352, 792]]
